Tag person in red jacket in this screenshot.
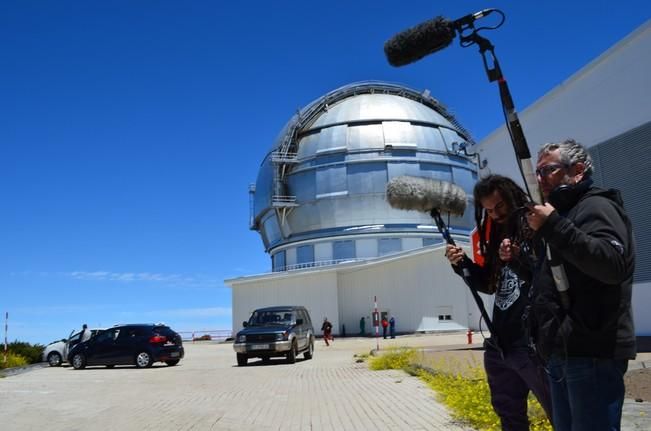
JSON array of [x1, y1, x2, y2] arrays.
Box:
[[381, 317, 389, 339], [321, 317, 333, 346]]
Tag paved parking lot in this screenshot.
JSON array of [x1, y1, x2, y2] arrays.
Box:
[[0, 334, 472, 431]]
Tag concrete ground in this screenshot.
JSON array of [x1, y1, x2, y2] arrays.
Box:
[[1, 332, 649, 430]]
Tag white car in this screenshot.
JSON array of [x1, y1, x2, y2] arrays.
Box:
[[42, 328, 104, 366]]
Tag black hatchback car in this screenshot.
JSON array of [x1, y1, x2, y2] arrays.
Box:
[[67, 324, 184, 369]]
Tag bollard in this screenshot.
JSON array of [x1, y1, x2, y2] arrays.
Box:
[[466, 328, 473, 344]]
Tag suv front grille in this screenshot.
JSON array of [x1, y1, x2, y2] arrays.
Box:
[[246, 334, 277, 342]]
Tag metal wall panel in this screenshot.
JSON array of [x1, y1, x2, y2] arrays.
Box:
[[379, 238, 402, 256], [356, 238, 378, 258], [314, 242, 332, 262], [297, 245, 314, 265], [589, 120, 651, 282]]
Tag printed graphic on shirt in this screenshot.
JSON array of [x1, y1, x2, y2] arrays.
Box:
[[495, 266, 524, 311]]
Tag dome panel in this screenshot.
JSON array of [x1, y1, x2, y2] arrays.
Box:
[[309, 94, 454, 131]]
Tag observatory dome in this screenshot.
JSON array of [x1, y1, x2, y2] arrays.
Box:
[[250, 81, 478, 271]]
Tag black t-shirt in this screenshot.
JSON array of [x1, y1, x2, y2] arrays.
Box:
[[453, 246, 536, 351]]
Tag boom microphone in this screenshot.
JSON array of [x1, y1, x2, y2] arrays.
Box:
[[384, 17, 455, 67], [386, 176, 467, 215], [384, 9, 495, 67]]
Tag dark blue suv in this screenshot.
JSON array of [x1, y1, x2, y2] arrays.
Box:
[[68, 324, 184, 369], [233, 306, 314, 366]]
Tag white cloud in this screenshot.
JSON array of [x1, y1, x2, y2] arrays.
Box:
[[117, 307, 232, 319], [156, 307, 232, 318], [63, 271, 227, 288], [13, 304, 111, 314]]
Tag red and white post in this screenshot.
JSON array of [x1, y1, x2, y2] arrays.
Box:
[[373, 296, 379, 351], [3, 312, 7, 366]]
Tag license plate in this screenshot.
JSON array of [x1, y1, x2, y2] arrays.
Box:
[[170, 351, 180, 358], [251, 344, 269, 350]]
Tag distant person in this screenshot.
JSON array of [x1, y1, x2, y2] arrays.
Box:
[[381, 317, 389, 339], [359, 317, 366, 336], [389, 316, 396, 339], [80, 324, 91, 342], [321, 317, 333, 346]]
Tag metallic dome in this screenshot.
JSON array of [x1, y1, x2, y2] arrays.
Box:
[[251, 81, 478, 271]]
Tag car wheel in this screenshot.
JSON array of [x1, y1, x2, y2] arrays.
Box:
[[236, 353, 248, 367], [135, 351, 153, 368], [47, 352, 63, 367], [304, 338, 314, 360], [165, 359, 180, 366], [286, 341, 297, 364], [71, 353, 86, 370]]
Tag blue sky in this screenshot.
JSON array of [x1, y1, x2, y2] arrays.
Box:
[[2, 1, 649, 345]]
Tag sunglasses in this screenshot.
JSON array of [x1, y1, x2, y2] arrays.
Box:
[[535, 163, 568, 177]]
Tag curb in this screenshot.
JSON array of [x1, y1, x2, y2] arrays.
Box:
[[0, 362, 48, 378]]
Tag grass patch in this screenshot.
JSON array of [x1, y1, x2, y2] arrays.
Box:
[[0, 352, 29, 370], [370, 348, 551, 431], [1, 340, 45, 371], [5, 341, 44, 364], [368, 347, 416, 370]]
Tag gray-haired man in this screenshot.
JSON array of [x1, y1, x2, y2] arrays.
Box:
[[526, 139, 636, 431]]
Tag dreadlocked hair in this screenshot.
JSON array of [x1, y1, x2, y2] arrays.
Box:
[[473, 175, 530, 290]]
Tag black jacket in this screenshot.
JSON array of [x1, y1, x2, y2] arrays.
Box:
[[532, 185, 636, 360]]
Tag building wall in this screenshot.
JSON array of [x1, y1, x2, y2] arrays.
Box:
[[336, 247, 480, 335], [633, 282, 651, 335], [231, 271, 339, 333]]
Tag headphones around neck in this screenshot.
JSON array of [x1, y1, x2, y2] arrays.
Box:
[[548, 177, 593, 212]]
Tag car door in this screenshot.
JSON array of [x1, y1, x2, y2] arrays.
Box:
[[64, 330, 79, 359], [115, 327, 143, 364], [81, 330, 109, 365], [296, 310, 307, 350], [89, 328, 122, 365]]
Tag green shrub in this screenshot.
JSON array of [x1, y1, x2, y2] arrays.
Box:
[[368, 347, 416, 370], [0, 352, 29, 370], [7, 341, 45, 364]]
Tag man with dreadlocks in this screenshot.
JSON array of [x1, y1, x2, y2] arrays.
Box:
[[445, 174, 552, 431]]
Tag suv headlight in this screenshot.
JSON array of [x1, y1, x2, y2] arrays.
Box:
[[237, 335, 246, 343], [275, 332, 288, 341]]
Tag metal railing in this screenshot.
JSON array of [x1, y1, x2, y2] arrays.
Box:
[[271, 195, 298, 206], [277, 258, 367, 272]]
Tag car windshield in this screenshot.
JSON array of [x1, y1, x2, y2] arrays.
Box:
[[248, 310, 294, 326]]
